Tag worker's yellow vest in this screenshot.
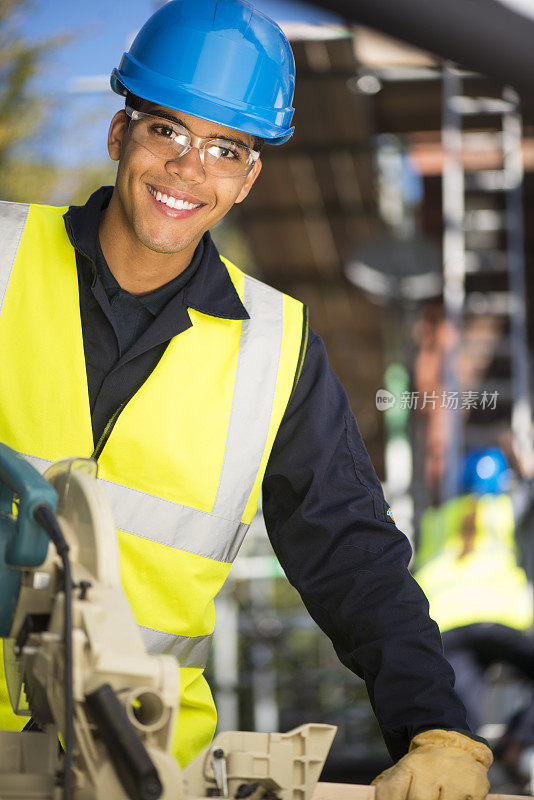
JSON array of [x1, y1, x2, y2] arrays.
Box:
[[415, 494, 533, 633], [0, 201, 305, 765]]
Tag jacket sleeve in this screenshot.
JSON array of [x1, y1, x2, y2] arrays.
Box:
[[261, 328, 470, 761]]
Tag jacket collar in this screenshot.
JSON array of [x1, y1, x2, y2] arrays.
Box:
[[63, 186, 249, 322]]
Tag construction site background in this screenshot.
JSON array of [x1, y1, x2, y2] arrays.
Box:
[[3, 0, 534, 792]]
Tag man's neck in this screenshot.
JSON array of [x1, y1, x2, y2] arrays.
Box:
[[98, 193, 198, 295]]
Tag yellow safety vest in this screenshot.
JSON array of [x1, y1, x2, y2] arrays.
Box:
[[415, 494, 533, 633], [0, 201, 305, 766]]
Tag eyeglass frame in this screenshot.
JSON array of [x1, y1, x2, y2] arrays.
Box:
[[124, 106, 261, 177]]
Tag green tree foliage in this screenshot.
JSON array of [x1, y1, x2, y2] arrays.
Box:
[[0, 0, 115, 204], [0, 0, 67, 201]]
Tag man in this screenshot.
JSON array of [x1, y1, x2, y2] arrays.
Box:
[[0, 1, 492, 797]]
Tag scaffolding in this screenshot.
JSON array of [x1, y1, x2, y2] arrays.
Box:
[[441, 65, 534, 499]]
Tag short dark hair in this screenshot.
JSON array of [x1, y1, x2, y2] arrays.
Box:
[[125, 91, 146, 112], [125, 91, 263, 153]]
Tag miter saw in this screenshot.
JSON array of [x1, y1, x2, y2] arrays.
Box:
[[0, 443, 336, 800]]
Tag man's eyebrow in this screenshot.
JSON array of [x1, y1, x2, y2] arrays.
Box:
[[150, 108, 254, 150]]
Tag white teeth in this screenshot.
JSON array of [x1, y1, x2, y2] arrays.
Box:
[[150, 186, 200, 211]]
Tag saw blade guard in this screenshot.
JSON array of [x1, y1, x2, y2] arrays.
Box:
[[44, 456, 123, 588]]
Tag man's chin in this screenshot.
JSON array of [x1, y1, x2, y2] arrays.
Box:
[[137, 229, 196, 256], [144, 241, 186, 255]]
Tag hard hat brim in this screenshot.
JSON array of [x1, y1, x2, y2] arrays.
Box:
[[110, 67, 294, 146]]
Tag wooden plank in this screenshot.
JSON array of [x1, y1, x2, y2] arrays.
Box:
[[312, 781, 534, 800], [313, 784, 374, 800]]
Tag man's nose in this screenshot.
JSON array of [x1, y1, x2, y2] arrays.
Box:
[[166, 145, 206, 183]]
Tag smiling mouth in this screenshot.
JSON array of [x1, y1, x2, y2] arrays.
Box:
[[147, 185, 203, 211]]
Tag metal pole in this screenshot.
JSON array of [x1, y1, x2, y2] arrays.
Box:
[[213, 588, 240, 731], [441, 64, 465, 502], [503, 87, 534, 475]]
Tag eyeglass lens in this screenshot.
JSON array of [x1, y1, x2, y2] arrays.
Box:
[[132, 116, 253, 177]]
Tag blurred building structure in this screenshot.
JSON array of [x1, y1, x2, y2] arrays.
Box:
[[239, 25, 534, 514]]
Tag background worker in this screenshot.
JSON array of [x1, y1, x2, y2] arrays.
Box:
[[415, 447, 534, 786], [0, 1, 492, 798], [415, 446, 534, 731]]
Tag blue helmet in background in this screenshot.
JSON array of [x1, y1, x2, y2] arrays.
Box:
[[110, 0, 295, 144], [462, 447, 512, 495]]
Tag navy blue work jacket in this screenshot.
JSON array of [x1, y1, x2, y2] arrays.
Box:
[[65, 187, 470, 761]]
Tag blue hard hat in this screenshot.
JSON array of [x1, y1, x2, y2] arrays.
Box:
[[462, 447, 512, 495], [110, 0, 295, 145]]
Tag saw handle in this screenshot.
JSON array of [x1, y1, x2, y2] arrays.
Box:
[[0, 442, 57, 567], [85, 683, 163, 800]]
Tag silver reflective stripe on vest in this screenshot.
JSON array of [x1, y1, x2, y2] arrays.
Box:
[[24, 454, 53, 475], [0, 202, 30, 312], [213, 274, 283, 522], [99, 478, 250, 562], [140, 627, 213, 668], [25, 453, 249, 563]]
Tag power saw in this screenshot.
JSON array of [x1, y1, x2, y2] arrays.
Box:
[[0, 443, 336, 800]]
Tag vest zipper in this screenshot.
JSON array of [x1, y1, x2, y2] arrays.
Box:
[[91, 401, 128, 461]]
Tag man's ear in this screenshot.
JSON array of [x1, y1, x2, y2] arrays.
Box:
[[108, 110, 129, 162], [235, 158, 262, 204]]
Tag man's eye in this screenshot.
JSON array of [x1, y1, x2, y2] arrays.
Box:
[[208, 144, 240, 160], [150, 123, 175, 138]]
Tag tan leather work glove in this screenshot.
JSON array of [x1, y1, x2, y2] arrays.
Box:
[[372, 729, 493, 800]]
